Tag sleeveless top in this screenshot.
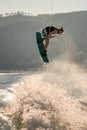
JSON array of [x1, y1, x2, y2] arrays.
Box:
[[42, 26, 58, 35]]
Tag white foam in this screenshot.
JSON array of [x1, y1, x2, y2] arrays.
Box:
[[0, 61, 87, 129]]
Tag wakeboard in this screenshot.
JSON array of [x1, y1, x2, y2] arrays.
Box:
[[36, 32, 49, 63]]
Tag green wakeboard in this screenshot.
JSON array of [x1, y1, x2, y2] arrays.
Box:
[[36, 32, 49, 63]]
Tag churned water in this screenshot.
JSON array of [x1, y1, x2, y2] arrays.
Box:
[[0, 60, 87, 130]]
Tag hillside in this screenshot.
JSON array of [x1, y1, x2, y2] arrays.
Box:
[[0, 11, 87, 70]]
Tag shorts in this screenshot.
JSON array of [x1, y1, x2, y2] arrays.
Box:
[[42, 29, 48, 39]]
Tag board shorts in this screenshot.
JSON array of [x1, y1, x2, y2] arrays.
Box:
[[41, 29, 48, 39]]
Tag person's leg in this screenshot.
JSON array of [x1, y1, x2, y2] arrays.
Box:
[[41, 29, 49, 56], [37, 38, 44, 43], [41, 39, 49, 56], [44, 39, 49, 50]]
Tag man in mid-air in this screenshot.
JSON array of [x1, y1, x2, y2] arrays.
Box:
[[41, 26, 64, 56]]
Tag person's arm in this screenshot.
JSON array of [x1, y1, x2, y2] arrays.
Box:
[[50, 35, 55, 38], [48, 30, 57, 38]]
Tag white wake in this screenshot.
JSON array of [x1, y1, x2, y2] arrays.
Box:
[[0, 60, 87, 130]]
